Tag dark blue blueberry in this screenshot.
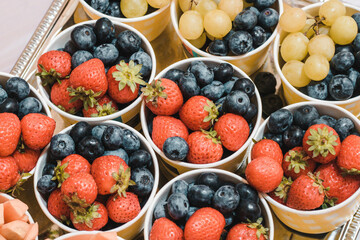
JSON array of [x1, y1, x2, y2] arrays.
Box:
[[216, 97, 226, 116], [225, 213, 235, 227], [91, 125, 108, 140], [179, 72, 200, 100], [306, 81, 328, 100], [331, 51, 355, 73], [293, 105, 320, 130], [122, 129, 140, 152], [235, 182, 259, 203], [243, 103, 258, 122], [129, 149, 152, 169], [94, 17, 116, 44], [167, 193, 189, 220], [18, 97, 42, 118], [311, 118, 330, 126], [229, 31, 253, 55], [64, 40, 78, 55], [187, 185, 214, 208], [94, 43, 119, 66], [42, 162, 56, 176], [254, 72, 276, 96], [213, 185, 240, 214], [323, 69, 333, 83], [0, 98, 18, 114], [254, 0, 276, 9], [71, 25, 97, 51], [224, 79, 236, 94], [223, 30, 236, 44], [334, 117, 355, 141], [235, 200, 262, 222], [50, 134, 75, 159], [186, 207, 199, 221], [91, 0, 109, 13], [201, 81, 225, 101], [348, 68, 360, 87], [5, 77, 30, 101], [115, 30, 141, 56], [329, 74, 354, 100], [335, 44, 354, 54], [195, 172, 221, 191], [232, 78, 255, 98], [261, 94, 283, 118], [208, 40, 228, 56], [163, 137, 189, 161], [263, 132, 283, 148], [103, 148, 129, 164], [267, 108, 293, 134], [251, 26, 267, 48], [234, 10, 257, 30], [283, 125, 305, 149], [154, 200, 168, 219], [105, 1, 122, 17], [258, 8, 279, 29], [37, 175, 57, 196], [102, 126, 123, 150], [77, 136, 104, 162], [245, 6, 260, 16], [352, 34, 360, 52], [172, 180, 189, 195], [70, 121, 92, 144], [130, 51, 152, 77], [355, 51, 360, 70], [130, 167, 154, 197], [71, 50, 94, 69], [164, 69, 184, 85], [319, 115, 337, 128], [213, 63, 234, 83], [224, 90, 250, 116], [116, 55, 129, 64], [188, 61, 214, 87], [352, 13, 360, 31], [265, 31, 272, 40]]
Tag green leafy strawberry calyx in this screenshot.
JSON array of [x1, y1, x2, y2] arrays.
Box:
[[322, 195, 337, 209], [91, 102, 117, 117], [247, 218, 269, 240], [340, 167, 360, 175], [201, 129, 222, 145], [110, 165, 136, 198], [112, 60, 147, 93], [68, 86, 102, 111], [306, 126, 338, 158], [203, 100, 219, 125], [308, 172, 328, 195], [285, 149, 310, 174], [36, 64, 66, 86], [274, 176, 293, 202], [63, 193, 90, 215], [71, 202, 101, 228], [1, 172, 32, 197], [16, 135, 26, 153], [52, 161, 70, 187], [57, 105, 77, 115], [141, 79, 168, 107]]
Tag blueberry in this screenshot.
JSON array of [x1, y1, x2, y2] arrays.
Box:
[[71, 50, 93, 69], [94, 44, 119, 66], [251, 26, 267, 48], [329, 75, 354, 100], [258, 8, 279, 29], [188, 185, 214, 207], [37, 175, 57, 196], [163, 137, 189, 161], [235, 182, 259, 203], [283, 125, 305, 149], [172, 180, 189, 195], [188, 61, 214, 87], [179, 72, 200, 100], [334, 117, 355, 141], [352, 34, 360, 52], [130, 167, 154, 197], [129, 149, 152, 169], [355, 51, 360, 70], [319, 115, 337, 128], [235, 200, 262, 222], [167, 193, 189, 220], [91, 0, 109, 13], [306, 81, 328, 100], [335, 44, 354, 54], [352, 13, 360, 31], [71, 25, 97, 51], [115, 30, 141, 56], [234, 10, 257, 30], [77, 136, 104, 162], [154, 200, 168, 219], [105, 1, 122, 17], [245, 6, 260, 16], [254, 72, 276, 96], [216, 97, 226, 116], [17, 97, 42, 119], [261, 94, 284, 118], [223, 30, 236, 44], [229, 31, 253, 55], [232, 78, 255, 98], [94, 17, 115, 44], [348, 68, 360, 87], [213, 185, 240, 214], [224, 79, 236, 95], [331, 51, 355, 73], [122, 130, 140, 152], [91, 125, 107, 140], [116, 55, 129, 64], [208, 40, 228, 56], [293, 105, 320, 130], [42, 163, 56, 176], [5, 77, 30, 101], [225, 213, 235, 227], [263, 132, 283, 148], [102, 126, 123, 150], [130, 51, 152, 77], [243, 103, 258, 122], [164, 69, 184, 85], [103, 148, 129, 164], [311, 118, 331, 126], [0, 98, 18, 114], [64, 40, 78, 55], [186, 207, 199, 221], [224, 90, 250, 115], [267, 108, 293, 134], [201, 81, 225, 101], [195, 172, 221, 191], [50, 134, 75, 159], [213, 63, 234, 83], [254, 0, 276, 9], [70, 121, 92, 144]]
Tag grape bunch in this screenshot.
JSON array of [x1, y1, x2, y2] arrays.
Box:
[[279, 0, 360, 101], [178, 0, 279, 56]]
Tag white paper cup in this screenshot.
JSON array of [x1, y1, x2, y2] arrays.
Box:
[[55, 231, 124, 240]]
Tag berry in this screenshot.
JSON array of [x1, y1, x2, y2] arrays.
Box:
[[334, 117, 354, 141], [293, 105, 320, 130], [195, 172, 221, 191], [71, 50, 93, 69], [306, 81, 328, 100], [115, 30, 141, 56], [71, 25, 97, 51], [331, 51, 355, 73], [130, 167, 154, 198], [178, 72, 201, 100], [0, 98, 18, 114], [70, 121, 92, 144], [5, 77, 30, 101], [164, 69, 184, 85], [267, 109, 293, 134], [50, 79, 82, 114], [251, 139, 282, 165], [154, 201, 168, 219], [47, 189, 70, 220], [50, 134, 75, 159], [163, 137, 189, 161], [251, 26, 267, 47], [213, 63, 233, 83], [70, 201, 108, 231], [282, 147, 316, 180], [0, 113, 21, 157], [167, 193, 189, 220], [42, 162, 56, 176], [329, 74, 354, 100], [94, 17, 115, 44], [188, 61, 214, 87], [188, 185, 214, 207], [243, 103, 258, 122], [235, 183, 259, 203], [76, 136, 105, 162], [122, 129, 140, 151], [226, 221, 268, 240], [213, 185, 240, 214], [263, 132, 283, 148], [130, 51, 152, 77], [37, 175, 57, 196], [105, 2, 122, 17], [129, 149, 152, 169], [235, 200, 262, 222], [172, 180, 189, 195], [64, 40, 78, 55], [283, 125, 305, 149], [106, 192, 141, 223], [208, 40, 228, 56], [254, 72, 276, 96], [102, 126, 123, 150], [261, 94, 284, 118], [234, 10, 257, 30], [90, 0, 109, 12], [232, 78, 255, 98], [254, 0, 276, 9], [224, 90, 250, 116], [91, 125, 107, 140], [103, 148, 129, 164], [150, 217, 184, 240], [201, 81, 225, 101], [12, 147, 40, 173], [0, 89, 8, 105], [258, 8, 279, 29], [337, 135, 360, 174], [229, 31, 253, 55], [94, 43, 119, 66]]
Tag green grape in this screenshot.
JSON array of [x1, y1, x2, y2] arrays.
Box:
[[179, 0, 195, 12], [330, 16, 358, 45], [147, 0, 170, 8], [204, 9, 232, 38], [192, 0, 217, 17], [308, 34, 335, 61], [189, 32, 207, 48], [279, 7, 307, 33], [282, 60, 311, 88], [304, 54, 329, 81], [121, 0, 148, 18], [218, 0, 243, 21], [301, 18, 316, 38], [179, 10, 204, 40], [318, 25, 330, 35], [319, 0, 346, 26], [280, 32, 309, 62]]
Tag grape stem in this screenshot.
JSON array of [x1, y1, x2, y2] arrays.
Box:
[[304, 16, 325, 36], [188, 0, 198, 10]]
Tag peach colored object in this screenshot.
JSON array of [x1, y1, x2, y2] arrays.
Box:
[[24, 223, 39, 240], [0, 220, 30, 240], [3, 199, 28, 223]]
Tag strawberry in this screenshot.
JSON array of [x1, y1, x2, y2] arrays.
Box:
[[337, 135, 360, 174], [82, 95, 118, 117], [47, 189, 70, 221], [12, 147, 40, 173], [91, 155, 134, 196], [0, 113, 21, 157], [251, 139, 283, 165], [184, 207, 225, 240], [106, 192, 141, 223], [179, 96, 218, 131], [282, 147, 316, 180], [268, 176, 293, 205], [69, 58, 108, 110], [302, 124, 341, 164], [152, 116, 189, 150], [21, 113, 56, 150], [108, 61, 147, 104], [286, 173, 326, 210], [316, 162, 360, 204], [245, 156, 283, 193], [50, 79, 82, 114], [70, 201, 108, 231], [214, 113, 249, 152], [54, 154, 91, 186], [187, 130, 223, 164], [142, 78, 183, 116], [0, 156, 19, 191], [226, 219, 268, 240], [150, 217, 184, 240], [36, 50, 71, 86]]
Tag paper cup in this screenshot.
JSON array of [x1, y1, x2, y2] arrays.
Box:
[[55, 231, 124, 240]]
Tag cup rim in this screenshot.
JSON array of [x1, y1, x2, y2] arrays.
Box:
[[54, 231, 124, 240]]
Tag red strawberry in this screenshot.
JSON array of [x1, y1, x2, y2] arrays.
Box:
[[152, 116, 189, 150], [179, 96, 218, 131], [106, 192, 141, 223], [302, 124, 341, 164], [251, 139, 283, 165], [36, 50, 71, 86], [47, 189, 70, 220], [150, 217, 184, 240], [12, 147, 40, 173], [21, 113, 56, 150], [214, 113, 249, 152], [0, 113, 21, 157], [69, 58, 108, 109], [226, 220, 268, 240], [70, 201, 108, 231], [337, 135, 360, 174], [187, 130, 223, 164], [282, 147, 316, 180], [0, 156, 19, 191], [245, 156, 283, 193], [184, 207, 225, 240], [286, 173, 325, 210], [82, 95, 118, 117], [54, 154, 91, 186], [143, 78, 183, 116], [316, 162, 360, 204], [91, 155, 133, 196], [268, 176, 293, 205], [50, 79, 82, 114], [108, 61, 147, 104]]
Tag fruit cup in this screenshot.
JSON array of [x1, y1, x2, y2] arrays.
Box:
[[274, 3, 360, 117], [36, 20, 156, 129], [246, 101, 360, 234], [79, 0, 170, 42], [140, 57, 262, 179], [33, 120, 159, 239], [54, 231, 124, 240]]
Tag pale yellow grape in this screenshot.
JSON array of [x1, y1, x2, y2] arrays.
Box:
[[282, 60, 311, 87], [192, 0, 217, 17], [179, 10, 204, 40], [330, 16, 358, 45], [304, 54, 329, 81], [301, 18, 316, 38], [318, 25, 330, 35], [218, 0, 243, 20], [121, 0, 148, 18], [279, 7, 307, 33], [179, 0, 195, 12], [280, 32, 309, 62], [147, 0, 170, 8], [204, 10, 232, 38], [319, 0, 346, 26], [308, 34, 335, 61], [188, 32, 207, 48]]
